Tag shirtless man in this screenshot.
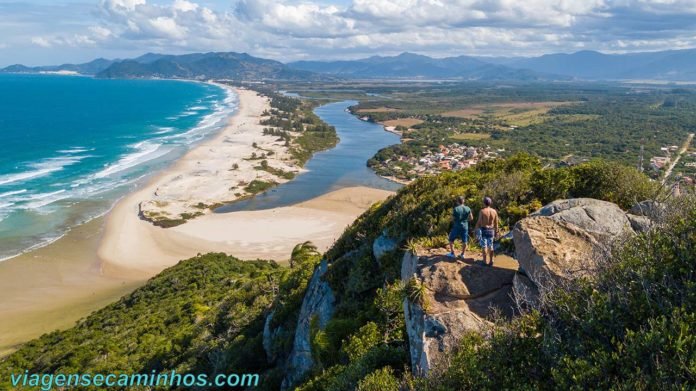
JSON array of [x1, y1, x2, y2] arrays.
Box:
[[475, 197, 499, 266]]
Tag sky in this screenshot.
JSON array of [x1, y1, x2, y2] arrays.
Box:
[[2, 0, 696, 66]]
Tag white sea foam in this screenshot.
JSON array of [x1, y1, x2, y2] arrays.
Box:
[[0, 189, 27, 198], [154, 126, 176, 135], [93, 142, 171, 179], [57, 147, 90, 154], [0, 155, 89, 186], [20, 190, 69, 210]]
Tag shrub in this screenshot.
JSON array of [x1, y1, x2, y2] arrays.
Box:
[[357, 366, 401, 391]]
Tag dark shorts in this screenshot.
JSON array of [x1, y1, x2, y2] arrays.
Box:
[[449, 225, 469, 243]]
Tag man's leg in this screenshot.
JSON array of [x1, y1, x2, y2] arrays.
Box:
[[449, 241, 455, 255], [488, 248, 494, 265]]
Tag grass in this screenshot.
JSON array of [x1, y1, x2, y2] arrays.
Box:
[[449, 133, 491, 141], [254, 160, 296, 180]]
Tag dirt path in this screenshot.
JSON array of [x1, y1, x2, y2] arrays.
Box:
[[662, 133, 694, 184]]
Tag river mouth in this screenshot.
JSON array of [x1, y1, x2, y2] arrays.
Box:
[[215, 100, 402, 213]]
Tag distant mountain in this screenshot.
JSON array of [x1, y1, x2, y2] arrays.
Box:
[[6, 48, 696, 81], [1, 52, 321, 81], [289, 49, 696, 81], [288, 52, 560, 80], [505, 49, 696, 80], [96, 52, 319, 80], [0, 58, 116, 75]]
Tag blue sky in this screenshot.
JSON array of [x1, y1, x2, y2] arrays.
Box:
[[2, 0, 696, 66]]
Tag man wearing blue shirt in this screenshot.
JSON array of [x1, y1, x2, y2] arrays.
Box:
[[448, 196, 473, 259]]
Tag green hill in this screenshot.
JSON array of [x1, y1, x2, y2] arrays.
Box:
[[96, 52, 319, 80], [1, 155, 694, 390]]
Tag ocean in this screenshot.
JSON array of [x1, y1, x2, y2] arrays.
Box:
[[0, 74, 236, 260]]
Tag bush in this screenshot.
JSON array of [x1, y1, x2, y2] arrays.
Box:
[[357, 366, 401, 391]]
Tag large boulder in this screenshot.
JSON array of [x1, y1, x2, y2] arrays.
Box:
[[402, 252, 516, 375], [531, 198, 633, 241], [281, 260, 335, 390], [513, 216, 601, 286], [514, 198, 652, 287]]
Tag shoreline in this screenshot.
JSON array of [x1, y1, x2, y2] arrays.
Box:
[[0, 79, 236, 263], [0, 87, 395, 356]]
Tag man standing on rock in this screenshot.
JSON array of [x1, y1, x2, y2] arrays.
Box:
[[475, 197, 499, 266], [448, 196, 473, 259]]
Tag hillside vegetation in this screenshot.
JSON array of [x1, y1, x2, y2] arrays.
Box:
[[2, 155, 693, 390]]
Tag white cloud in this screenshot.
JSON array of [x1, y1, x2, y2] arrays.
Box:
[[31, 37, 52, 48], [12, 0, 696, 62], [149, 16, 187, 39], [173, 0, 198, 12], [103, 0, 146, 12]]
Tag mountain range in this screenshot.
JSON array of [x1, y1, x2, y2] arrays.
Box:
[[4, 48, 696, 81]]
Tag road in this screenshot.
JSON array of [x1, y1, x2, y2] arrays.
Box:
[[662, 133, 695, 184]]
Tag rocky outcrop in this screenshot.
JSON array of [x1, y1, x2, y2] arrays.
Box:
[[531, 198, 633, 241], [515, 198, 659, 286], [513, 216, 601, 285], [402, 252, 517, 375], [373, 231, 398, 262], [281, 260, 335, 390]]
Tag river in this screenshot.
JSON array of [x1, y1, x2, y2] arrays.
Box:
[[216, 100, 402, 212]]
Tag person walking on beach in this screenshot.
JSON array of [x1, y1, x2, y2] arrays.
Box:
[[475, 197, 499, 266], [448, 196, 473, 259]]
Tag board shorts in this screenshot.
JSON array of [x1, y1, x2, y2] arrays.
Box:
[[449, 224, 469, 244], [479, 228, 495, 249]]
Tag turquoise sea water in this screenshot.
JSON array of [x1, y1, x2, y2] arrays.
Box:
[[0, 74, 236, 260]]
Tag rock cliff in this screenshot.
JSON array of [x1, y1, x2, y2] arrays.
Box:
[[281, 259, 335, 389], [401, 251, 518, 374]]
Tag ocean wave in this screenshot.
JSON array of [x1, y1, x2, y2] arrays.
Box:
[[93, 141, 171, 179], [153, 126, 176, 135], [20, 190, 69, 210], [0, 189, 27, 198], [57, 147, 90, 154], [158, 89, 237, 146], [0, 155, 89, 186]]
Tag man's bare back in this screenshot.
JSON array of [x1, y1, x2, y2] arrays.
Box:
[[476, 207, 498, 230]]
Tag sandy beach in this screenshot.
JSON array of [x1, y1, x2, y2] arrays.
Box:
[[0, 86, 395, 356]]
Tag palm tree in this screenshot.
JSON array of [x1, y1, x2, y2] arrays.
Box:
[[290, 241, 319, 268]]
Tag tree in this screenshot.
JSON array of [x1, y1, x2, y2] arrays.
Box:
[[290, 241, 320, 268]]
